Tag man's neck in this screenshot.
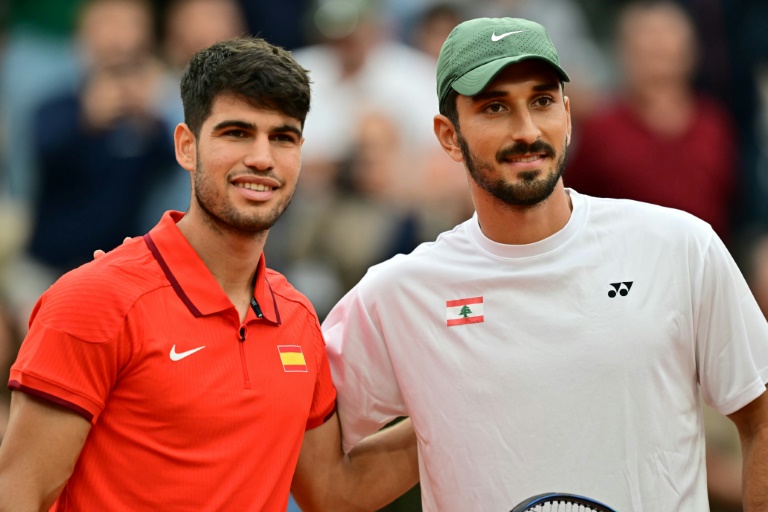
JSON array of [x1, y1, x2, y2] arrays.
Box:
[[472, 182, 573, 246], [176, 211, 267, 320]]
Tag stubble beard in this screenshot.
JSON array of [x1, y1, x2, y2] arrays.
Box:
[[457, 131, 567, 208], [193, 159, 293, 236]]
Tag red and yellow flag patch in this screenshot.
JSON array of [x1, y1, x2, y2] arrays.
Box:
[[278, 345, 308, 372]]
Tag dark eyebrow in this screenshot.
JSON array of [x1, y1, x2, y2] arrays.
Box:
[[212, 120, 303, 137], [471, 90, 507, 103], [471, 81, 562, 102], [533, 81, 561, 93], [212, 120, 255, 132]]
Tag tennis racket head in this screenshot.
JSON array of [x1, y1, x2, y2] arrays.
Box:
[[510, 492, 617, 512]]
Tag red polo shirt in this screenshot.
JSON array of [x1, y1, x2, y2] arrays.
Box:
[[9, 211, 337, 511]]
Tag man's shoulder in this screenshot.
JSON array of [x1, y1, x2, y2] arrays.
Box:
[[584, 194, 715, 243], [357, 221, 473, 287], [33, 238, 167, 340], [264, 268, 320, 320]]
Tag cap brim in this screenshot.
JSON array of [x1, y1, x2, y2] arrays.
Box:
[[452, 55, 570, 97]]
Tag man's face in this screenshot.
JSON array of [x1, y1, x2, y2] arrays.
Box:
[[453, 61, 571, 207], [189, 93, 303, 235]]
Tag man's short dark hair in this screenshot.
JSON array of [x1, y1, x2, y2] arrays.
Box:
[[439, 88, 461, 129], [180, 37, 311, 135]]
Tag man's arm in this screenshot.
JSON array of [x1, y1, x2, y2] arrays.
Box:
[[0, 392, 91, 511], [291, 412, 418, 512], [728, 388, 768, 511]]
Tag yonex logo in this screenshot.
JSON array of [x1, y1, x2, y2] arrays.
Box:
[[491, 30, 525, 42], [608, 282, 633, 298]]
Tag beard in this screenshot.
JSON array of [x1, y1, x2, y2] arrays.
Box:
[[192, 158, 293, 236], [457, 132, 567, 207]]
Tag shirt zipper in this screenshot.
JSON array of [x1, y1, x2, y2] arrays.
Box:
[[237, 299, 263, 389]]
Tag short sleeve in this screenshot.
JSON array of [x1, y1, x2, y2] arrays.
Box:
[[305, 315, 337, 431], [697, 233, 768, 415], [9, 291, 135, 424], [322, 285, 407, 453]]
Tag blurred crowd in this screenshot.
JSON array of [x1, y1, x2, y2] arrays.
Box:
[[0, 0, 767, 510]]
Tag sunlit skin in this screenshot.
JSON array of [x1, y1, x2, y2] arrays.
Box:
[[434, 60, 573, 245], [174, 93, 304, 319]]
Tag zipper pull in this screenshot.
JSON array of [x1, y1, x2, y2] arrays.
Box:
[[239, 325, 247, 342]]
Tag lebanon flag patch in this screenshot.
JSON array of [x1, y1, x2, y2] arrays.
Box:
[[278, 345, 308, 372], [446, 296, 484, 326]]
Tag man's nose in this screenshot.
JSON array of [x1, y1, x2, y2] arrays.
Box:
[[509, 109, 542, 145], [243, 136, 275, 171]]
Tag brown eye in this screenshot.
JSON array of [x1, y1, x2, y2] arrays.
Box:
[[271, 133, 298, 143]]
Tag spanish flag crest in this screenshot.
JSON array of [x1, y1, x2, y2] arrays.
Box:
[[278, 345, 308, 372]]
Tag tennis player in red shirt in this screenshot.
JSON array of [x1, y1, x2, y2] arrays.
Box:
[[0, 37, 418, 511]]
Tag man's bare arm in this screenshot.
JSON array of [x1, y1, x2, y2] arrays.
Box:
[[729, 388, 768, 511], [291, 413, 418, 511], [0, 392, 91, 512]]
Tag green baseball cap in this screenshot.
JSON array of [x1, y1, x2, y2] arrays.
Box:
[[436, 17, 570, 105]]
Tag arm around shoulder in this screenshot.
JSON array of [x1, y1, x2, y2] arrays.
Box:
[[728, 388, 768, 511], [0, 392, 91, 512], [291, 413, 419, 511]]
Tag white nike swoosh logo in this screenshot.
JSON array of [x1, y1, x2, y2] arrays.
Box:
[[170, 344, 206, 361], [491, 30, 525, 42]]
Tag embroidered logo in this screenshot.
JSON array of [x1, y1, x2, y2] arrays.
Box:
[[491, 30, 525, 42], [446, 296, 484, 326], [608, 282, 633, 298], [169, 344, 205, 361], [278, 345, 308, 372]]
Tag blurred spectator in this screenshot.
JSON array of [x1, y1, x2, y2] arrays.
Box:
[[565, 0, 738, 242], [161, 0, 246, 73], [137, 0, 247, 230], [733, 226, 768, 335], [0, 0, 81, 202], [0, 0, 80, 212], [268, 0, 471, 318], [405, 1, 467, 61], [2, 0, 176, 329], [293, 0, 438, 188], [675, 0, 768, 229], [235, 0, 312, 51]]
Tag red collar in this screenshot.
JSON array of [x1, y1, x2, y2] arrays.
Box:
[[144, 211, 279, 324]]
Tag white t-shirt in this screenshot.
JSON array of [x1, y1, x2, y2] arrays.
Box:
[[322, 189, 768, 512]]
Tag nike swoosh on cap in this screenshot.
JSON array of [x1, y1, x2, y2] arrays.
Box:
[[491, 30, 525, 42], [170, 344, 206, 361]]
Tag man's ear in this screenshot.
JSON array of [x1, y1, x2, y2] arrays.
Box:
[[564, 95, 572, 147], [433, 114, 464, 163], [174, 123, 196, 172]]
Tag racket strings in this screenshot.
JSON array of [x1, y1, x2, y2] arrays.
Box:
[[526, 503, 603, 512]]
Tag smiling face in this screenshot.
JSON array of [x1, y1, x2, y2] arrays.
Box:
[[438, 60, 571, 208], [176, 93, 303, 235]]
